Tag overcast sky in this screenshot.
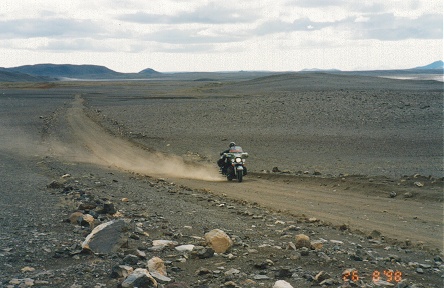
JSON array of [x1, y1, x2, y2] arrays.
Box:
[[1, 0, 442, 72]]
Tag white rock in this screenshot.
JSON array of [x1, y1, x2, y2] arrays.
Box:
[[175, 244, 195, 252], [151, 240, 178, 251], [273, 280, 294, 288]]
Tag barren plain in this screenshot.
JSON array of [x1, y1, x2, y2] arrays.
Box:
[[0, 73, 443, 287]]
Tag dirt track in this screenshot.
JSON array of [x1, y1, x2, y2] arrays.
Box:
[[62, 95, 443, 251]]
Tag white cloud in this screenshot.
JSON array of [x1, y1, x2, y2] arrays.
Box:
[[0, 0, 442, 72]]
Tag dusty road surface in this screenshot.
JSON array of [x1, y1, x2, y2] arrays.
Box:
[[1, 75, 443, 287], [64, 94, 443, 251]]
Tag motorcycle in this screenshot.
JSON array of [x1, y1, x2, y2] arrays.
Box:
[[219, 145, 248, 182]]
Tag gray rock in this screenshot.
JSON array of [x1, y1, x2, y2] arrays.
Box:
[[47, 180, 64, 189], [110, 265, 133, 279], [121, 268, 157, 288], [100, 202, 117, 214], [122, 254, 139, 265], [416, 268, 424, 274], [165, 283, 190, 288], [191, 246, 214, 259], [253, 274, 270, 280], [82, 219, 130, 254]]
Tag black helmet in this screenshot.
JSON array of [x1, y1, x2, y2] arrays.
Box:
[[229, 142, 236, 147]]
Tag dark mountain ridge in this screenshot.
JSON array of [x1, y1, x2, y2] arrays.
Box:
[[0, 61, 441, 82], [8, 64, 121, 78]]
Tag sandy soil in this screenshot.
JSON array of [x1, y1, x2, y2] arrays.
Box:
[[0, 74, 442, 287]]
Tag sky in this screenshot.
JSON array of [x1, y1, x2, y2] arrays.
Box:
[[0, 0, 442, 73]]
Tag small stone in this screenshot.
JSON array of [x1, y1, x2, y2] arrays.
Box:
[[416, 267, 424, 274], [368, 230, 382, 240], [275, 267, 292, 278], [224, 268, 240, 275], [318, 252, 332, 262], [196, 267, 212, 275], [315, 271, 331, 282], [68, 211, 84, 224], [414, 182, 424, 187], [311, 240, 323, 250], [175, 244, 195, 252], [122, 254, 139, 265], [253, 274, 270, 280], [165, 283, 190, 288], [121, 268, 157, 288], [319, 278, 335, 286], [204, 229, 233, 253], [147, 256, 167, 276], [111, 265, 134, 279], [150, 271, 171, 283], [21, 266, 35, 272], [223, 281, 240, 288], [135, 249, 146, 259], [47, 180, 64, 189], [100, 202, 117, 214], [190, 246, 214, 259], [9, 279, 21, 285], [403, 192, 413, 198], [151, 240, 178, 251], [295, 234, 311, 249]]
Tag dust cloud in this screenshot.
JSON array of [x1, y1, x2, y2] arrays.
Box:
[[56, 96, 223, 182], [0, 121, 46, 158]]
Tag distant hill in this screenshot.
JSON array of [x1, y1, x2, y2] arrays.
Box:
[[0, 69, 54, 82], [413, 60, 443, 70], [138, 68, 161, 75], [8, 64, 121, 78]]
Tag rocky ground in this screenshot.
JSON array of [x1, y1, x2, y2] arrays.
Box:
[[0, 75, 443, 287]]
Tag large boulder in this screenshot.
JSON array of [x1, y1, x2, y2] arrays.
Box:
[[82, 219, 130, 254]]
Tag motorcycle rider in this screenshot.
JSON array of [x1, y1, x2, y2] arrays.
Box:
[[217, 142, 236, 173]]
